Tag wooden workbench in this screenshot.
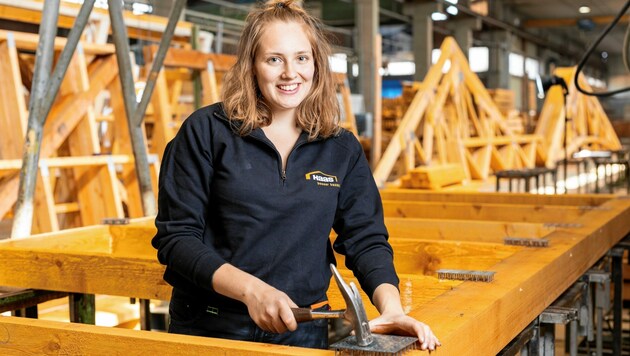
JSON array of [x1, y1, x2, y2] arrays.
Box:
[[0, 191, 628, 355]]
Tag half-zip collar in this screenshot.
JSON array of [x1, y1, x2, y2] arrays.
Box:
[[213, 109, 321, 186], [248, 129, 309, 186]]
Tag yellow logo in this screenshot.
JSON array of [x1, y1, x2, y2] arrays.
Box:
[[305, 171, 340, 187]]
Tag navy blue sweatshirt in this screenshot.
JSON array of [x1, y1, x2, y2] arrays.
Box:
[[152, 103, 398, 310]]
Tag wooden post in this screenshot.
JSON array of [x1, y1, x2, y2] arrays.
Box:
[[371, 34, 382, 167]]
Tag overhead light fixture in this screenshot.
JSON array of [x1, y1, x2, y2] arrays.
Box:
[[446, 6, 458, 16], [579, 6, 591, 14], [431, 12, 448, 21], [445, 0, 458, 4]]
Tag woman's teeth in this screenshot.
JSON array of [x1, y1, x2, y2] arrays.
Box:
[[279, 84, 298, 91]]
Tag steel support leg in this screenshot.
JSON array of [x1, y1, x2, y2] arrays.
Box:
[[610, 247, 623, 356], [69, 293, 95, 324], [140, 299, 152, 331]]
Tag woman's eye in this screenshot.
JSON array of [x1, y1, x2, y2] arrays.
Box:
[[267, 57, 282, 64], [298, 56, 309, 62]]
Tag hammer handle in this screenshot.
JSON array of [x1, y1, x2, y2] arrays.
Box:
[[291, 308, 345, 322]]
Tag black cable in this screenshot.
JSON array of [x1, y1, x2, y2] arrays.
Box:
[[574, 0, 630, 97], [623, 20, 630, 73]]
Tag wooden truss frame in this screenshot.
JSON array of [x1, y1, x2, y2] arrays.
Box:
[[535, 66, 622, 167], [373, 37, 544, 187]]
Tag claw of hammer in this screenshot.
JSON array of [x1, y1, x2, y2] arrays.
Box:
[[291, 264, 373, 347]]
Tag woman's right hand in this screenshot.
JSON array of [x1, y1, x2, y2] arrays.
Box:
[[212, 263, 298, 333], [243, 283, 299, 333]]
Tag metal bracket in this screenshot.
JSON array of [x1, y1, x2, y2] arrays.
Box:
[[504, 237, 549, 247], [102, 218, 130, 225], [436, 269, 495, 282], [539, 306, 578, 324]]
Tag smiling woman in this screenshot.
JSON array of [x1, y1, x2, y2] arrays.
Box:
[[253, 21, 314, 118], [152, 0, 439, 351], [221, 0, 339, 142]]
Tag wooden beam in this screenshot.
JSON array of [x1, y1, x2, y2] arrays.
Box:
[[0, 37, 28, 159], [384, 217, 554, 243], [0, 316, 323, 355], [379, 189, 612, 207], [200, 60, 220, 106], [108, 79, 145, 218], [382, 200, 588, 223], [0, 1, 192, 40], [0, 238, 169, 300], [336, 238, 520, 276], [0, 155, 135, 171], [0, 30, 114, 55], [147, 68, 174, 161], [144, 45, 237, 72], [66, 48, 124, 227]]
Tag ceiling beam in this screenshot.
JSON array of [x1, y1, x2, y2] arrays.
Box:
[[524, 15, 630, 28]]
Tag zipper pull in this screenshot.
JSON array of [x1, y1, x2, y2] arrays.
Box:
[[281, 170, 287, 181]]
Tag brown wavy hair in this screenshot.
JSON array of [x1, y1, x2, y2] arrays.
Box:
[[221, 0, 340, 140]]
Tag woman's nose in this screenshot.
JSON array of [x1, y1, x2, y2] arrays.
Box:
[[282, 63, 297, 79]]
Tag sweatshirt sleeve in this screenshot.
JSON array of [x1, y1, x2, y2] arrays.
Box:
[[332, 133, 399, 301], [152, 111, 226, 291]]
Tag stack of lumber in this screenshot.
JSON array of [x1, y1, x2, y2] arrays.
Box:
[[381, 97, 405, 132], [535, 67, 622, 167], [373, 37, 544, 187], [400, 163, 466, 190], [0, 191, 628, 354], [382, 82, 421, 133]]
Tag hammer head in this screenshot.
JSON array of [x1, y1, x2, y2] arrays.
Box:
[[330, 264, 373, 347]]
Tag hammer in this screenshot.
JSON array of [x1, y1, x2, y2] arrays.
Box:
[[291, 264, 373, 347]]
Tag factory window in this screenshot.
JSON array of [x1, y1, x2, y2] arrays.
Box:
[[509, 52, 524, 77], [386, 62, 416, 76], [469, 47, 489, 72], [329, 53, 348, 74]]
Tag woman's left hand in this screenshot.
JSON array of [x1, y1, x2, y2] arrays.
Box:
[[369, 312, 441, 351]]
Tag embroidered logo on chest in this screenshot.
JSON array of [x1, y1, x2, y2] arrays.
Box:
[[305, 171, 340, 188]]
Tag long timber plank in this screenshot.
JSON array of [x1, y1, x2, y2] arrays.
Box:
[[0, 30, 114, 55], [381, 189, 611, 206], [0, 316, 324, 356], [384, 217, 554, 243], [383, 200, 590, 223], [336, 239, 520, 276]]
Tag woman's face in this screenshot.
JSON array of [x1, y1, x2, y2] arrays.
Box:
[[254, 20, 315, 117]]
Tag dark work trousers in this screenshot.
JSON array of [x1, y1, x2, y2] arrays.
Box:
[[168, 295, 329, 349]]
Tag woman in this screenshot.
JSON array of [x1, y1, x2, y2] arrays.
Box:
[[152, 0, 439, 351]]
